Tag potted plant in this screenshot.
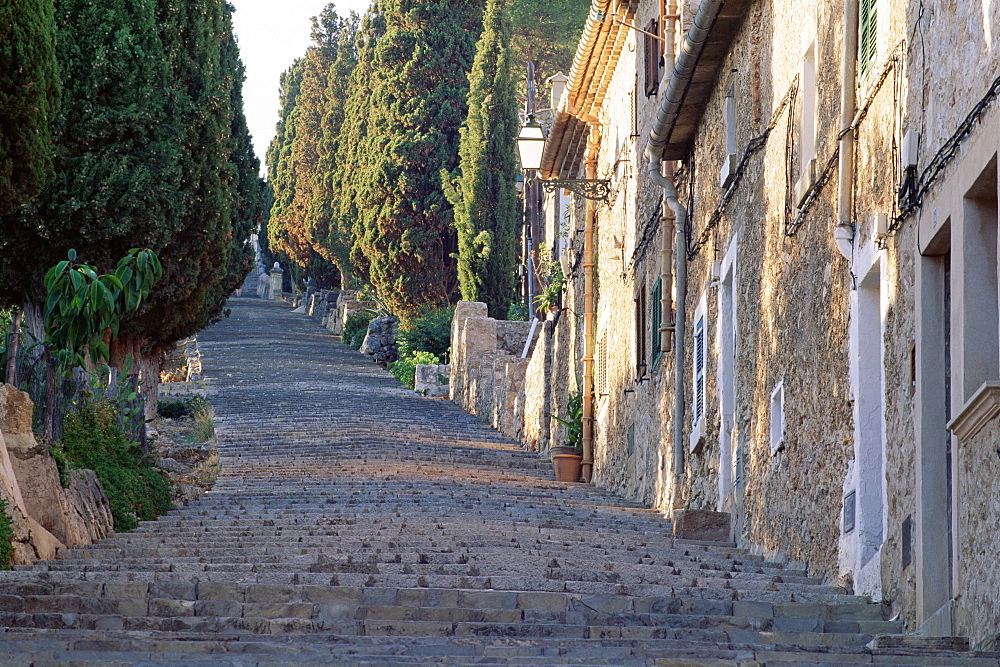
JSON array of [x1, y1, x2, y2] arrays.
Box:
[[532, 242, 564, 315], [550, 390, 583, 482]]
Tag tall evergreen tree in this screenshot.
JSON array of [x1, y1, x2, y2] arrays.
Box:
[[509, 0, 589, 86], [114, 0, 238, 360], [307, 11, 360, 285], [0, 0, 259, 373], [217, 5, 267, 304], [0, 0, 180, 308], [443, 0, 519, 319], [265, 59, 305, 267], [335, 3, 386, 287], [0, 0, 60, 215], [351, 0, 482, 317]]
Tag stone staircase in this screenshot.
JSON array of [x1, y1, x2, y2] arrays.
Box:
[[0, 297, 994, 665]]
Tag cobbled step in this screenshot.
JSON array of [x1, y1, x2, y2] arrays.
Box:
[[0, 298, 992, 665]]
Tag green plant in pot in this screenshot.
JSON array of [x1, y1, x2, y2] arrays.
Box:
[[550, 390, 583, 482]]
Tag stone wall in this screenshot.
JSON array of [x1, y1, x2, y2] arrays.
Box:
[[449, 302, 536, 443], [0, 385, 113, 564], [953, 414, 1000, 649]]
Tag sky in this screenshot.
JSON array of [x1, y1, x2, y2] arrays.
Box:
[[229, 0, 372, 174]]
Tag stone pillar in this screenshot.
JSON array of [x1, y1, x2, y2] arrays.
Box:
[[269, 262, 284, 301]]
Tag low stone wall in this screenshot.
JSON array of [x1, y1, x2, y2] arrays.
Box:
[[449, 302, 536, 442], [323, 290, 378, 336], [415, 364, 450, 398], [0, 385, 113, 564]]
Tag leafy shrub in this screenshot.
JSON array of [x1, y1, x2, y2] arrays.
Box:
[[56, 400, 172, 531], [0, 497, 14, 570], [344, 311, 377, 350], [388, 351, 441, 389], [157, 396, 207, 420], [506, 301, 528, 321], [397, 305, 454, 359]]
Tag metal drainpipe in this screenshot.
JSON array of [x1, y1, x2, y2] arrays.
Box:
[[660, 1, 679, 351], [648, 156, 688, 495], [835, 0, 859, 261], [581, 127, 600, 483]]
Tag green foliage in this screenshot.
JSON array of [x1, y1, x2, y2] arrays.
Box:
[[532, 242, 563, 312], [443, 0, 520, 320], [509, 0, 590, 85], [388, 350, 442, 390], [43, 249, 161, 368], [157, 396, 207, 420], [550, 390, 583, 455], [347, 0, 483, 318], [396, 305, 454, 359], [0, 0, 60, 216], [343, 311, 377, 350], [308, 9, 360, 285], [56, 400, 172, 531], [0, 0, 259, 358], [0, 496, 14, 570], [506, 301, 529, 321]]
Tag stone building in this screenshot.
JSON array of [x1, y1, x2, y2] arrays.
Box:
[[449, 0, 1000, 650]]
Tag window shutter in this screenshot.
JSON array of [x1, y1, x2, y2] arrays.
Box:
[[694, 317, 705, 424], [650, 278, 662, 366], [644, 18, 660, 97], [636, 283, 648, 376], [859, 0, 877, 79]]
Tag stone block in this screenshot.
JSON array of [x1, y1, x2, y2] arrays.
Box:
[[414, 364, 450, 398], [196, 582, 243, 602], [516, 592, 567, 612], [244, 584, 297, 604], [672, 509, 732, 542]]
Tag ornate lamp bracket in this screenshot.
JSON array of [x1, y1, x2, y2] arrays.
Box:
[[532, 178, 611, 202]]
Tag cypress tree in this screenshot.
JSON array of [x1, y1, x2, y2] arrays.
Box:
[[307, 11, 360, 285], [0, 0, 179, 308], [336, 3, 386, 287], [265, 60, 312, 278], [351, 0, 482, 317], [218, 6, 267, 303], [443, 0, 520, 319], [113, 0, 234, 359], [0, 0, 60, 215]]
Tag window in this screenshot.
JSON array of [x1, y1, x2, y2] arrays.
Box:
[[769, 380, 785, 454], [858, 0, 877, 80], [643, 18, 661, 97], [635, 282, 648, 377], [651, 278, 663, 369], [693, 316, 705, 426]]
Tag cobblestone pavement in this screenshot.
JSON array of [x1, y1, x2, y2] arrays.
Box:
[[0, 296, 996, 665]]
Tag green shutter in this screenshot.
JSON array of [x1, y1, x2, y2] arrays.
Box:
[[859, 0, 877, 79], [651, 278, 663, 368]]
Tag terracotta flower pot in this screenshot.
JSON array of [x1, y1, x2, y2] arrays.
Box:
[[552, 453, 583, 483]]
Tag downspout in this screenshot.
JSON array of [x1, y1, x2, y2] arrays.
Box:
[[646, 0, 726, 501], [835, 0, 859, 261], [647, 156, 687, 494], [581, 127, 600, 483], [660, 0, 679, 352]]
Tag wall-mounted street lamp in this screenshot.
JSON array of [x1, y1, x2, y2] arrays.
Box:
[[515, 115, 611, 202]]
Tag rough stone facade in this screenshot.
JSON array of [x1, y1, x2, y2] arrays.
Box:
[[446, 0, 1000, 648]]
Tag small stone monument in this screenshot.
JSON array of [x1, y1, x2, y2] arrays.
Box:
[[269, 262, 284, 301]]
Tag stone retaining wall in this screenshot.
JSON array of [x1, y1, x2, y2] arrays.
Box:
[[449, 302, 536, 442]]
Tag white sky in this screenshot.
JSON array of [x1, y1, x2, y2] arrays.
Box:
[[230, 0, 372, 175]]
